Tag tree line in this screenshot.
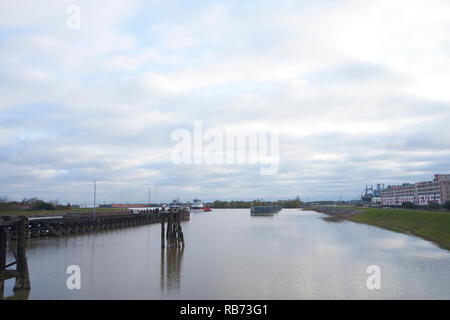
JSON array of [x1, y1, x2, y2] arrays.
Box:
[[207, 197, 303, 208], [401, 200, 450, 211], [0, 196, 71, 212]]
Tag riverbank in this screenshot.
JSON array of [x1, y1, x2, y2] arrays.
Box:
[[306, 206, 363, 221], [307, 206, 450, 251]]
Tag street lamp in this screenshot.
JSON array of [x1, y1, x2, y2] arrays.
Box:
[[93, 180, 96, 219], [148, 186, 151, 208]]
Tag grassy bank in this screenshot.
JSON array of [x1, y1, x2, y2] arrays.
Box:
[[348, 207, 450, 251]]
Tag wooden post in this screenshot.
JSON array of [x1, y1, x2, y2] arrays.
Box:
[[0, 227, 6, 271], [161, 212, 165, 248], [177, 211, 181, 247], [14, 217, 30, 290], [174, 211, 178, 247], [171, 212, 175, 248], [0, 226, 6, 293], [168, 213, 172, 248], [171, 211, 175, 248], [177, 211, 185, 248], [166, 209, 172, 248], [166, 211, 170, 247]]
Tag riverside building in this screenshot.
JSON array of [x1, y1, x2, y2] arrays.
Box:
[[381, 174, 450, 206]]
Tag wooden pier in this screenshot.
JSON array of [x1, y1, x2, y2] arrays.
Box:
[[0, 208, 189, 295]]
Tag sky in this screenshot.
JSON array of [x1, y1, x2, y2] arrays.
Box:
[[1, 0, 450, 204]]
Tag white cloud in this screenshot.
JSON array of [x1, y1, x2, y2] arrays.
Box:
[[0, 0, 449, 202]]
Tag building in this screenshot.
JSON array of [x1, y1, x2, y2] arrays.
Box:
[[79, 204, 95, 208], [111, 204, 148, 208], [381, 174, 450, 206], [371, 197, 381, 204], [437, 174, 450, 204]]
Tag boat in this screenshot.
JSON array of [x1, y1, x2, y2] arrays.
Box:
[[169, 199, 185, 209], [189, 199, 211, 212], [250, 205, 281, 216]]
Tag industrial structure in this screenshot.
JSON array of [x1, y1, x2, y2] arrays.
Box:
[[360, 184, 383, 204], [381, 174, 450, 206]]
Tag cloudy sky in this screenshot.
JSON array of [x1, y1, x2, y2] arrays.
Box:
[[1, 0, 450, 204]]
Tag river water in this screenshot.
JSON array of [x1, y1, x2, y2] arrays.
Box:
[[2, 209, 449, 299]]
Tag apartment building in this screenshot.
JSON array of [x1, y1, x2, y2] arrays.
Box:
[[381, 174, 450, 206]]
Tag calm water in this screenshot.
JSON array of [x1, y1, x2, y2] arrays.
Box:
[[2, 209, 450, 299]]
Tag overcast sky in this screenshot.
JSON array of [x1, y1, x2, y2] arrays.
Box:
[[1, 0, 450, 204]]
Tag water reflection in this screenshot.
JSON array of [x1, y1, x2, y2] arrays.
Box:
[[160, 247, 184, 296]]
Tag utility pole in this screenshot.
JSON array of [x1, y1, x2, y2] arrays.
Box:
[[155, 185, 157, 206], [148, 187, 151, 208], [93, 180, 96, 219]]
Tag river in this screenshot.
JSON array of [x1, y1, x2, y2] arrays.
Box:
[[2, 209, 449, 299]]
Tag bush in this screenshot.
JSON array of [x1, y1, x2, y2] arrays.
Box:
[[444, 201, 450, 211], [401, 202, 415, 209], [426, 202, 441, 210]]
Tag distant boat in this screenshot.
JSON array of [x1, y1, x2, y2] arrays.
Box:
[[169, 199, 184, 209], [189, 199, 211, 212], [250, 205, 281, 216]]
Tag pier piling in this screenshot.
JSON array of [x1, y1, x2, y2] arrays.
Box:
[[14, 217, 30, 290], [0, 216, 31, 294], [0, 227, 6, 293], [163, 208, 186, 249], [161, 211, 165, 248]]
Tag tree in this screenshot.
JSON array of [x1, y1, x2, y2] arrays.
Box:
[[23, 197, 56, 211], [35, 201, 56, 210]]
